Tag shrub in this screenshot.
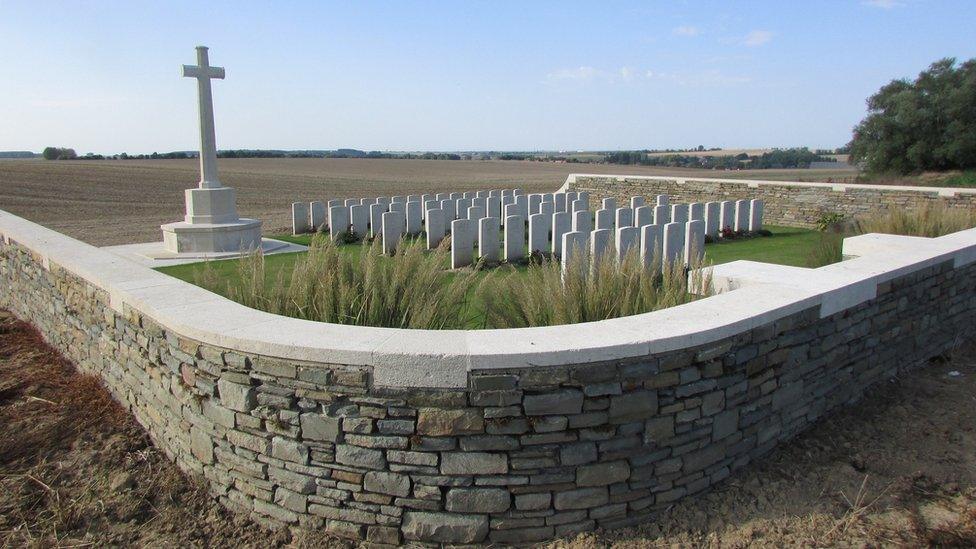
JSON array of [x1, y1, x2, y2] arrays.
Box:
[[815, 212, 845, 232]]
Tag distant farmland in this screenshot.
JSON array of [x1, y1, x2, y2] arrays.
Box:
[[0, 158, 858, 246]]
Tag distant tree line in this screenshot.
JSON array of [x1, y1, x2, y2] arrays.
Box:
[[848, 57, 976, 174], [603, 148, 836, 170], [41, 147, 77, 160]]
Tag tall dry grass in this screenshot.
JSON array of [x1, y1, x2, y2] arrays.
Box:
[[478, 246, 711, 328], [196, 237, 479, 329], [806, 204, 976, 267]]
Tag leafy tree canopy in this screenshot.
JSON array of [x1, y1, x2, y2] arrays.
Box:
[[848, 58, 976, 174]]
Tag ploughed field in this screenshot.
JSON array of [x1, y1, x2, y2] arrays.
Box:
[[0, 158, 856, 247]]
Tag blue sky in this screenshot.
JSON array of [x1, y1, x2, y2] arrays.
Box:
[[1, 0, 974, 154]]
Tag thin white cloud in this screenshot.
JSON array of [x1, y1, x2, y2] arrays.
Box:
[[619, 67, 635, 82], [743, 30, 774, 47], [672, 25, 700, 37], [863, 0, 902, 8], [546, 66, 600, 81]]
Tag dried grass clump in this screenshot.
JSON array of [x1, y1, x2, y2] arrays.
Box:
[[478, 246, 712, 328]]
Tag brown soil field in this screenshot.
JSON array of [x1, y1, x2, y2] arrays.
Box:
[[0, 158, 857, 246], [1, 309, 972, 547]]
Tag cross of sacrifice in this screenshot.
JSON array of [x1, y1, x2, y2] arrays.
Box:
[[182, 46, 225, 190]]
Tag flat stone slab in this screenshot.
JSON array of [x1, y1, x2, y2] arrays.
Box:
[[102, 237, 306, 267]]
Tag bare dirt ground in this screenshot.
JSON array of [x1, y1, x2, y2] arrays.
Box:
[[0, 158, 857, 246], [1, 309, 973, 548]]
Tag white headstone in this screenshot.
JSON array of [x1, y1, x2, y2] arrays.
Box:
[[310, 201, 326, 231], [369, 203, 386, 238], [451, 219, 475, 268], [719, 200, 735, 234], [463, 191, 475, 200], [656, 194, 669, 206], [450, 192, 462, 200], [350, 204, 367, 239], [488, 190, 500, 198], [671, 204, 689, 224], [634, 205, 654, 227], [562, 231, 589, 276], [749, 199, 764, 231], [590, 229, 612, 263], [515, 194, 529, 219], [292, 202, 310, 235], [616, 226, 639, 262], [456, 198, 472, 219], [572, 199, 586, 213], [406, 201, 422, 235], [735, 199, 750, 232], [528, 213, 550, 254], [329, 205, 349, 240], [476, 190, 488, 198], [615, 207, 634, 228], [487, 196, 502, 220], [684, 219, 705, 265], [440, 199, 457, 220], [689, 203, 704, 222], [529, 194, 543, 215], [426, 208, 446, 249], [654, 204, 670, 225], [436, 193, 449, 201], [573, 210, 592, 233], [392, 195, 406, 203], [630, 196, 645, 209], [602, 197, 617, 211], [478, 217, 499, 261], [345, 198, 358, 208], [540, 202, 555, 217], [595, 208, 614, 231], [376, 196, 391, 206], [467, 205, 486, 221], [554, 193, 567, 213], [704, 202, 721, 238], [504, 215, 525, 261], [382, 211, 403, 254], [662, 222, 685, 268], [640, 223, 663, 269], [577, 192, 590, 210], [552, 211, 572, 256], [407, 194, 420, 203], [566, 191, 578, 205]]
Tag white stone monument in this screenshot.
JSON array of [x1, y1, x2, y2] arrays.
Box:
[[161, 46, 263, 255]]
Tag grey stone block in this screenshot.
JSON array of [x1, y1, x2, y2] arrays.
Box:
[[402, 511, 489, 543], [523, 390, 584, 416], [446, 487, 511, 513]]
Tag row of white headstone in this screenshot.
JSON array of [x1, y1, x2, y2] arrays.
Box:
[[290, 192, 764, 269]]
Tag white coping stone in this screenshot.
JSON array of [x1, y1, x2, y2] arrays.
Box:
[[616, 207, 634, 228], [478, 217, 500, 261], [705, 202, 721, 238], [382, 211, 404, 254], [528, 213, 551, 254], [406, 201, 423, 235], [345, 199, 358, 208], [719, 200, 735, 232], [572, 199, 586, 213], [749, 199, 764, 231], [540, 202, 555, 217], [671, 203, 689, 224], [554, 193, 567, 212], [439, 199, 457, 220], [616, 226, 639, 261], [456, 198, 472, 219], [562, 230, 589, 274], [426, 208, 446, 249], [684, 219, 705, 265], [663, 222, 685, 267], [392, 195, 406, 203], [635, 205, 654, 227], [450, 219, 475, 268], [4, 209, 975, 388], [640, 223, 663, 268], [654, 204, 670, 225], [435, 193, 448, 201], [349, 205, 367, 239], [369, 203, 386, 238], [735, 199, 751, 232], [631, 196, 645, 209], [309, 201, 325, 231], [467, 205, 486, 221], [504, 215, 525, 261], [690, 203, 704, 222], [515, 195, 529, 219], [656, 194, 669, 206], [602, 197, 617, 211], [573, 210, 592, 233], [329, 206, 350, 240], [450, 192, 463, 200], [551, 211, 572, 256], [292, 202, 310, 235], [590, 228, 612, 263], [595, 208, 614, 231], [529, 194, 542, 215]]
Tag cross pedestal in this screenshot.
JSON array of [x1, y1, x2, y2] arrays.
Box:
[[160, 45, 262, 255]]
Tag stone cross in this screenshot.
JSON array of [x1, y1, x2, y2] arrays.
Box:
[[182, 46, 225, 189]]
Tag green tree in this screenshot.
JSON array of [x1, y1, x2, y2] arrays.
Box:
[[848, 58, 976, 174]]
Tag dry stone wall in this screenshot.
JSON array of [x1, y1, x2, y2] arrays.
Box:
[[564, 174, 976, 228], [1, 214, 975, 545]]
